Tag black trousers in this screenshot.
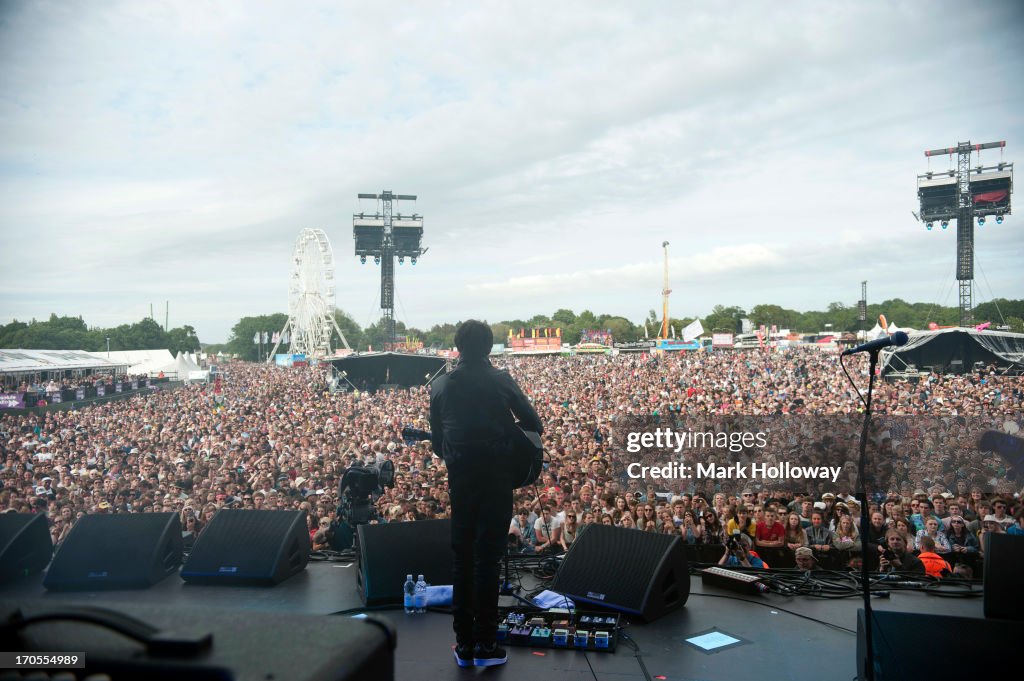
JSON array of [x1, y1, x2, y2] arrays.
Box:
[[448, 461, 513, 646]]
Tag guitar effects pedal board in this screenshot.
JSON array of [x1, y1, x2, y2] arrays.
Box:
[[496, 608, 620, 653]]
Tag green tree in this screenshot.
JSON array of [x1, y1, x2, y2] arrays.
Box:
[[167, 325, 201, 355], [332, 310, 364, 350], [600, 316, 638, 342], [226, 314, 289, 361], [704, 305, 745, 333]]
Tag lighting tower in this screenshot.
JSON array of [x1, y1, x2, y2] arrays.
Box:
[[659, 241, 671, 339], [353, 191, 425, 349], [858, 281, 868, 333], [917, 141, 1013, 326]]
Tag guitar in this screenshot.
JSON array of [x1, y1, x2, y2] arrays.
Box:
[[401, 426, 545, 488]]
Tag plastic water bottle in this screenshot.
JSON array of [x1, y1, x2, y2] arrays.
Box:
[[414, 574, 427, 613], [403, 574, 416, 614]]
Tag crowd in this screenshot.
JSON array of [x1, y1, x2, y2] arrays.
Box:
[[1, 347, 1021, 578]]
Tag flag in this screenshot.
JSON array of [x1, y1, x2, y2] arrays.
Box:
[[643, 322, 649, 338], [253, 333, 260, 343], [272, 332, 280, 344], [682, 319, 704, 342], [670, 325, 676, 339], [556, 327, 561, 338]]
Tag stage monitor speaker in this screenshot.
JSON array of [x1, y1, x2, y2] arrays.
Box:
[[550, 523, 689, 621], [983, 532, 1024, 620], [0, 513, 53, 584], [181, 510, 310, 586], [357, 518, 451, 605], [43, 513, 182, 591], [857, 609, 1022, 679]]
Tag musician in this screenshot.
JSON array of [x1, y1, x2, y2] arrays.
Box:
[[429, 320, 543, 668]]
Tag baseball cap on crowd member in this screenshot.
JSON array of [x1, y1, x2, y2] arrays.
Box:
[[822, 493, 836, 500], [794, 547, 814, 558], [982, 514, 999, 524], [813, 502, 826, 510]]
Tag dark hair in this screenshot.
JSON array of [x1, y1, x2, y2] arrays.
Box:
[[454, 320, 493, 359]]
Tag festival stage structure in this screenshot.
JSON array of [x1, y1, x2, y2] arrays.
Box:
[[881, 327, 1024, 376], [353, 191, 425, 350], [916, 140, 1013, 326], [328, 352, 447, 391]]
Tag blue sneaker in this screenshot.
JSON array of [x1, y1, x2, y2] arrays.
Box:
[[473, 643, 508, 667], [453, 644, 474, 668]]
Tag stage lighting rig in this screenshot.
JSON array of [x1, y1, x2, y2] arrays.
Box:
[[353, 191, 425, 348], [917, 140, 1012, 325]]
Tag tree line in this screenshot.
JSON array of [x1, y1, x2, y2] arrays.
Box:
[[214, 298, 1024, 361], [4, 299, 1022, 362], [0, 315, 201, 355]]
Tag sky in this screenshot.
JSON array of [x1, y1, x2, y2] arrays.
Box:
[[1, 1, 1022, 344]]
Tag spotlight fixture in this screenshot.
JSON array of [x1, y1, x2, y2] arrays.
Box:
[[360, 256, 367, 264], [978, 216, 985, 226], [411, 257, 417, 265], [926, 222, 933, 231], [374, 256, 381, 265], [996, 214, 1004, 225], [941, 220, 949, 230], [398, 256, 405, 265]]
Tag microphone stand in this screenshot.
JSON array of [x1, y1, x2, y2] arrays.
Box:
[[855, 348, 880, 681]]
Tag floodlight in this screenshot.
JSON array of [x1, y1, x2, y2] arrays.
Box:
[[978, 216, 985, 226], [996, 214, 1004, 225], [360, 256, 367, 264], [926, 222, 933, 230], [941, 220, 949, 229]]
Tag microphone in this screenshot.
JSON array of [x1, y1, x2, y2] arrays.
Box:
[[841, 331, 909, 356]]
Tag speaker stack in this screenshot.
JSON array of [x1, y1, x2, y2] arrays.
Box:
[[357, 518, 452, 605]]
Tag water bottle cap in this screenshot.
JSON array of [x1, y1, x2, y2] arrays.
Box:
[[418, 575, 425, 580], [407, 574, 413, 579]]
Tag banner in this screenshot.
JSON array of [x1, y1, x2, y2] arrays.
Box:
[[0, 393, 25, 409], [76, 388, 85, 401], [682, 319, 704, 342], [712, 333, 734, 348], [97, 385, 105, 397], [131, 380, 139, 390], [614, 340, 656, 350], [655, 339, 701, 351], [115, 382, 123, 393], [49, 392, 61, 403]]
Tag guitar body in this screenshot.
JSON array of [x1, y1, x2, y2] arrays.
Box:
[[402, 426, 544, 488]]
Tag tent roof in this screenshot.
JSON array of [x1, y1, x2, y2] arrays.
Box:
[[882, 327, 1024, 374], [328, 352, 446, 389], [0, 349, 128, 375]]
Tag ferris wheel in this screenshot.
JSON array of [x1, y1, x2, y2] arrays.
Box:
[[268, 229, 350, 359]]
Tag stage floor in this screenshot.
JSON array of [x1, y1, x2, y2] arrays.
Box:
[[0, 560, 986, 681]]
